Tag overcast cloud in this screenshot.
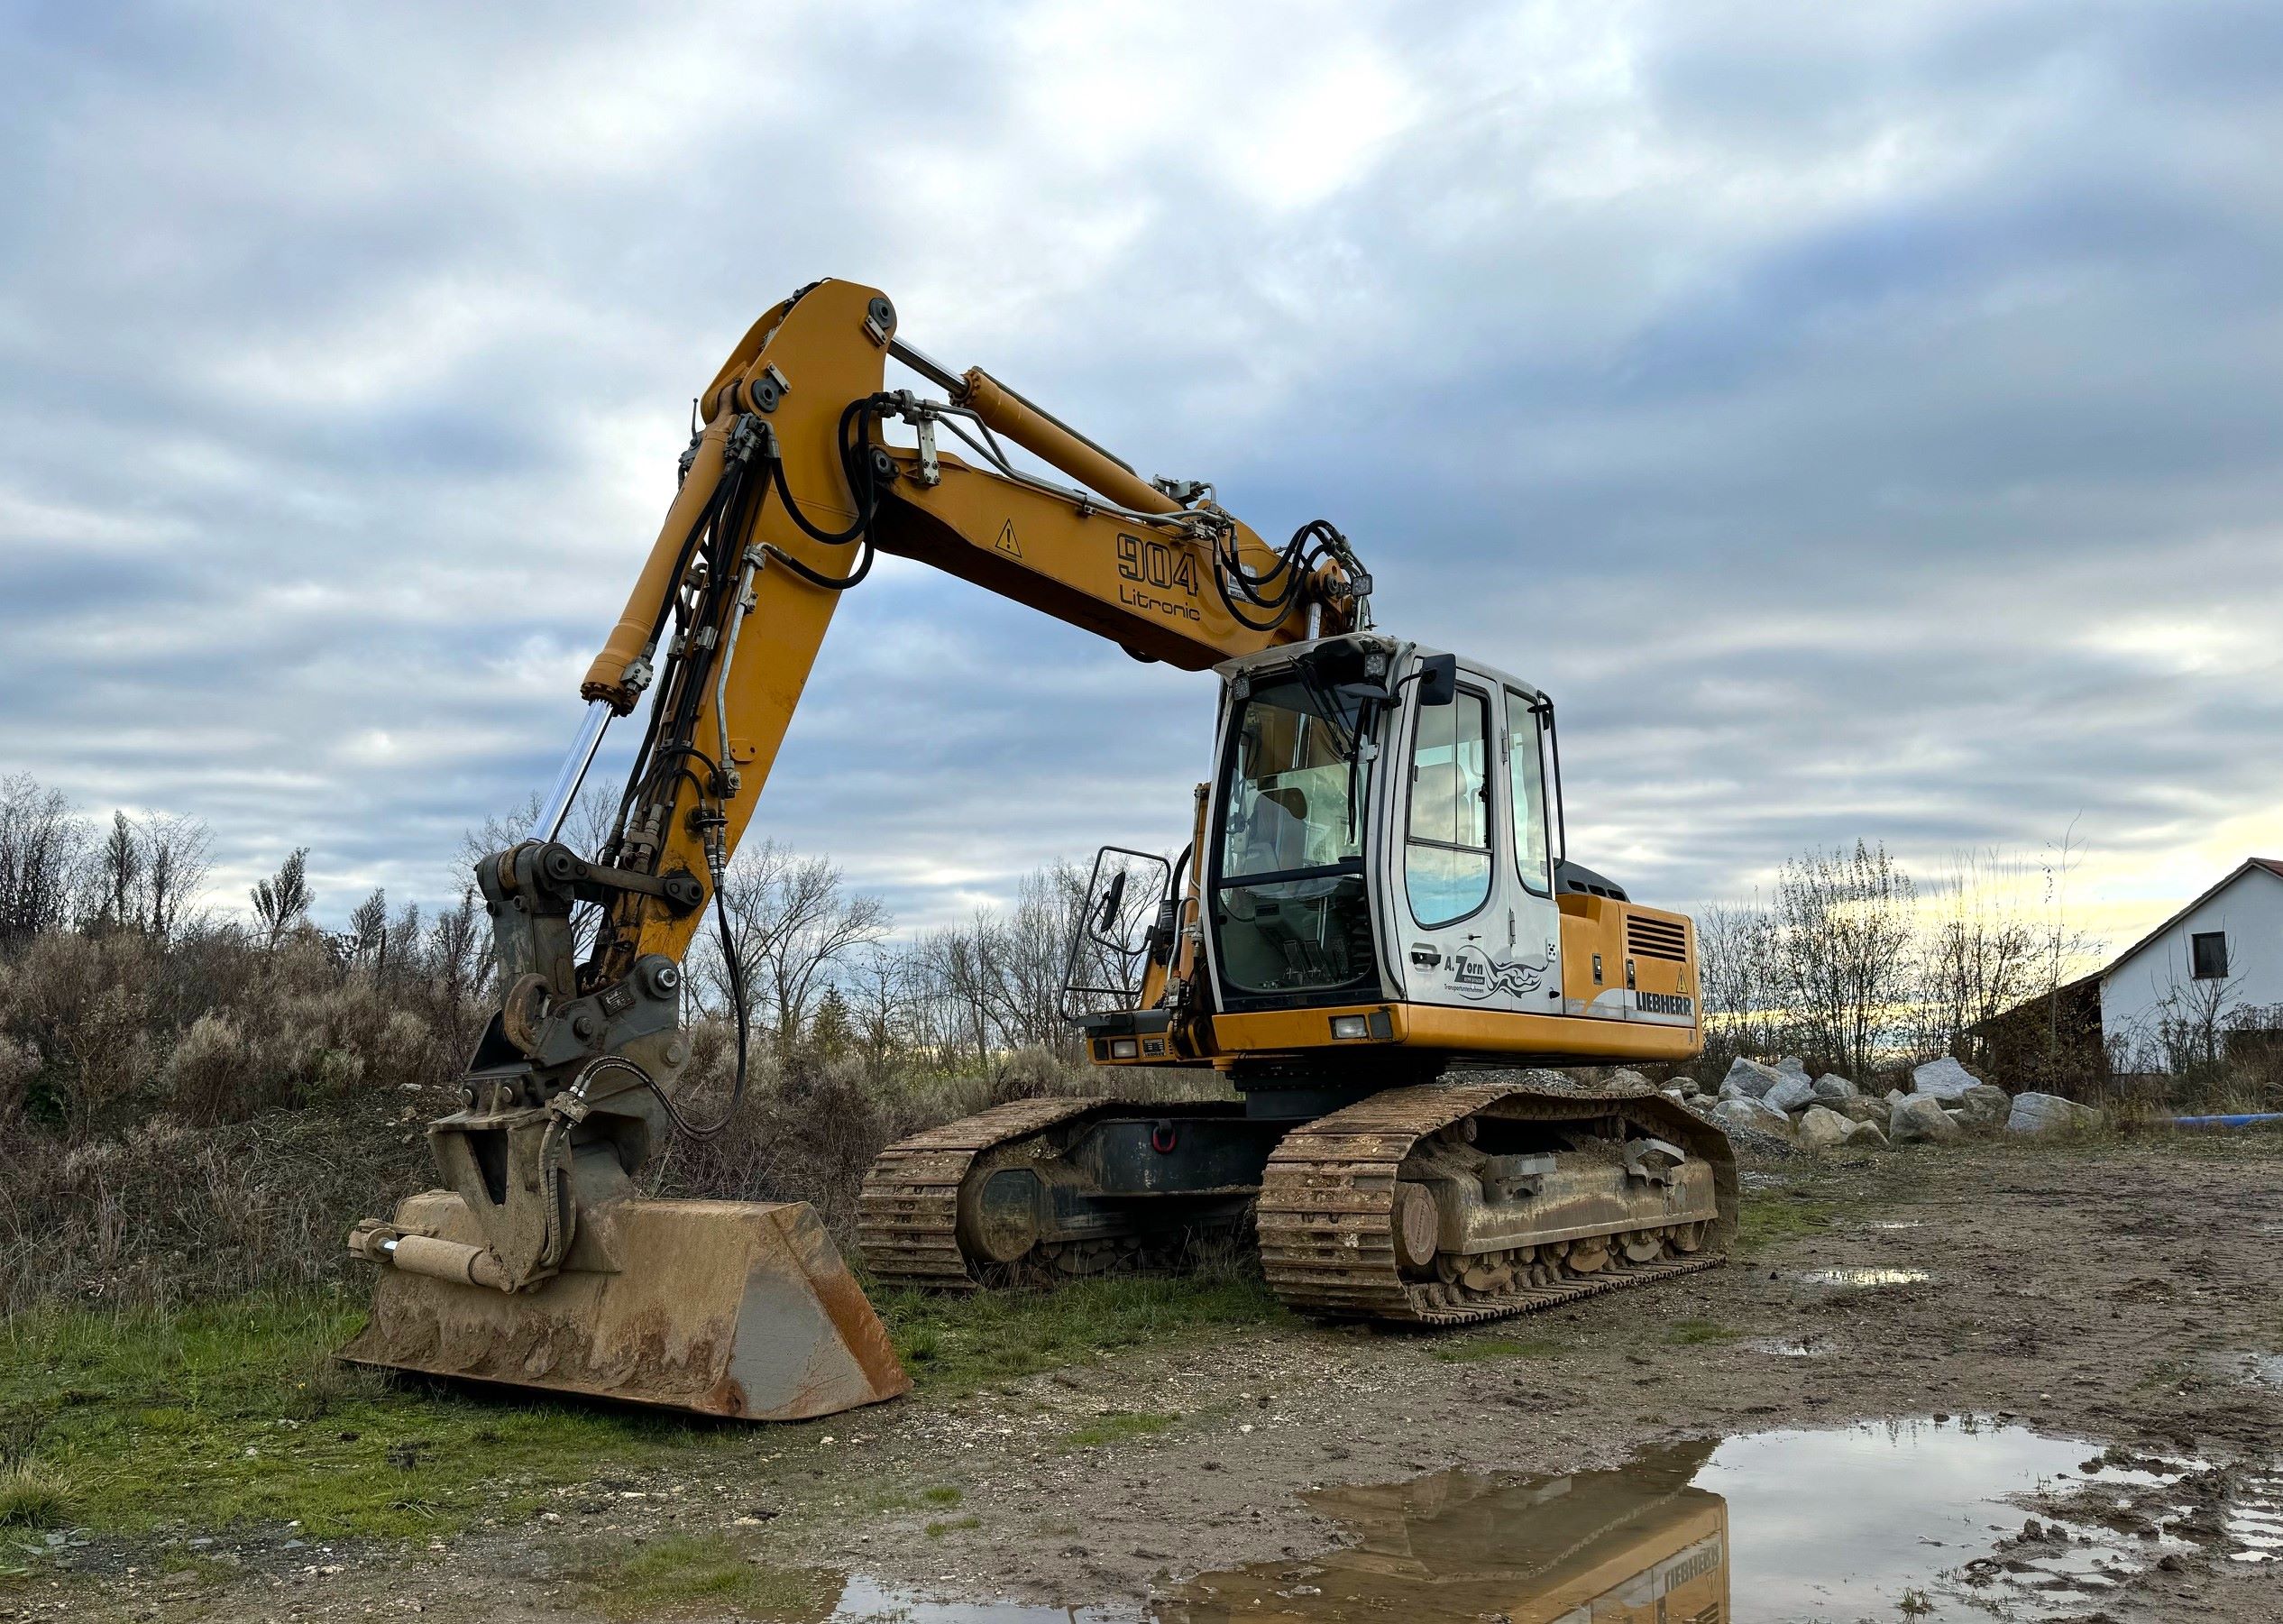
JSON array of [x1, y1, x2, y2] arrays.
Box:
[[5, 0, 2280, 951]]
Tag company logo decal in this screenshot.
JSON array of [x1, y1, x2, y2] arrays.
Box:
[[1445, 944, 1549, 1001]]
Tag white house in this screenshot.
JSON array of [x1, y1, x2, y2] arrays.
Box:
[[2100, 858, 2283, 1067]]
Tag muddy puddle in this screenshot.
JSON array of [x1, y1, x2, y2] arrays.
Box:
[[2211, 1349, 2283, 1387], [1744, 1335, 1828, 1357], [1793, 1265, 1930, 1287], [821, 1418, 2276, 1621]]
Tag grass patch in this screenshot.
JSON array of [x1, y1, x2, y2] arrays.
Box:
[[1431, 1335, 1561, 1363], [1667, 1319, 1737, 1346], [0, 1464, 67, 1529], [856, 1482, 961, 1517], [0, 1292, 721, 1541], [1057, 1410, 1178, 1450], [923, 1513, 983, 1537], [1736, 1190, 1837, 1254], [577, 1533, 835, 1620], [872, 1272, 1286, 1397]]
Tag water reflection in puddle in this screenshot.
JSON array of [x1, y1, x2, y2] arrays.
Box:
[[2212, 1349, 2283, 1387], [2233, 1472, 2283, 1562], [1745, 1336, 1826, 1357], [825, 1418, 2265, 1621], [1793, 1265, 1930, 1288], [830, 1575, 1118, 1619]]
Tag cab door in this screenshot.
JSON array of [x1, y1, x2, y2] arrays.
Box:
[[1391, 669, 1552, 1012], [1498, 686, 1566, 1017]]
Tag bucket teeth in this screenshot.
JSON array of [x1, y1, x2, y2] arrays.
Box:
[[341, 1191, 909, 1420]]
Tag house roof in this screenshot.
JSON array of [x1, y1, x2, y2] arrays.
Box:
[[1970, 970, 2104, 1033], [2102, 858, 2283, 982]]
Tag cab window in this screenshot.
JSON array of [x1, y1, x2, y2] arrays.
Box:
[[1405, 687, 1492, 927], [1505, 691, 1551, 895]]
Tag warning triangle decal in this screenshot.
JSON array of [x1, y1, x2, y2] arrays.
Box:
[[995, 518, 1022, 559]]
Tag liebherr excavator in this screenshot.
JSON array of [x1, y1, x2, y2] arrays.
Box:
[[344, 278, 1731, 1421]]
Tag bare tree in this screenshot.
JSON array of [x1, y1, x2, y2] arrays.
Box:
[[426, 888, 486, 1005], [136, 812, 211, 942], [1692, 895, 1787, 1064], [2132, 962, 2244, 1079], [250, 849, 314, 949], [847, 942, 914, 1075], [0, 775, 85, 946], [346, 887, 389, 970], [1916, 849, 2041, 1062], [1774, 841, 1918, 1079], [385, 899, 422, 979], [912, 922, 997, 1074], [711, 840, 891, 1047], [93, 811, 142, 931]]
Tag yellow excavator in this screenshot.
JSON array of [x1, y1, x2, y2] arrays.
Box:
[[344, 278, 1730, 1420]]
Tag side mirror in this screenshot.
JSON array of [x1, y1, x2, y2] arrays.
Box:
[[1415, 653, 1457, 707], [1096, 868, 1128, 932]]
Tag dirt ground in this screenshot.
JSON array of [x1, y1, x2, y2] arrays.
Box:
[[18, 1132, 2283, 1622]]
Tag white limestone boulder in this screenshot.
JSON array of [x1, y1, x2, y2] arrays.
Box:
[[1765, 1073, 1819, 1115], [1712, 1097, 1793, 1139], [1889, 1094, 1965, 1145], [1910, 1056, 1984, 1101], [1796, 1105, 1856, 1152], [2006, 1092, 2104, 1136], [1719, 1059, 1783, 1101]]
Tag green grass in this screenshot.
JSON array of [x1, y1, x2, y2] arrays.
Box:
[[1431, 1335, 1561, 1363], [1736, 1189, 1837, 1254], [0, 1464, 67, 1529], [923, 1513, 983, 1537], [0, 1270, 1286, 1548], [1057, 1410, 1178, 1450], [872, 1272, 1287, 1397], [0, 1292, 721, 1541], [856, 1481, 963, 1516], [1667, 1318, 1738, 1347], [575, 1533, 836, 1620]]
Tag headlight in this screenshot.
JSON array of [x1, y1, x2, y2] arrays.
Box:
[[1110, 1038, 1140, 1060], [1329, 1014, 1369, 1040]]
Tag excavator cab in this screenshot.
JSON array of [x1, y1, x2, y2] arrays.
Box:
[[1203, 634, 1572, 1044], [1065, 632, 1702, 1081]]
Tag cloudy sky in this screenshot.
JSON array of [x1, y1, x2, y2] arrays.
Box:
[[5, 0, 2280, 954]]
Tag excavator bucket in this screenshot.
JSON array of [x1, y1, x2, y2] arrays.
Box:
[[340, 1188, 910, 1420]]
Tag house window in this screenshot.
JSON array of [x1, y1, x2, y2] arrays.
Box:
[[2190, 931, 2229, 980]]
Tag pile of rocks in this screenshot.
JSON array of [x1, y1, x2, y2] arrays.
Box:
[[1693, 1054, 2102, 1153]]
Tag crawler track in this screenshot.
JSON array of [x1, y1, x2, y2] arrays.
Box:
[[1256, 1080, 1736, 1326], [862, 1078, 1736, 1325], [857, 1097, 1105, 1291]]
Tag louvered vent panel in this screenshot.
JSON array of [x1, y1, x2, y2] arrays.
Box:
[[1625, 914, 1689, 962]]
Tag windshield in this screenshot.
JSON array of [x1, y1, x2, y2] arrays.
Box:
[[1211, 673, 1380, 1002]]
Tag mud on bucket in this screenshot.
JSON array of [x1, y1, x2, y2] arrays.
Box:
[[340, 1190, 910, 1420]]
